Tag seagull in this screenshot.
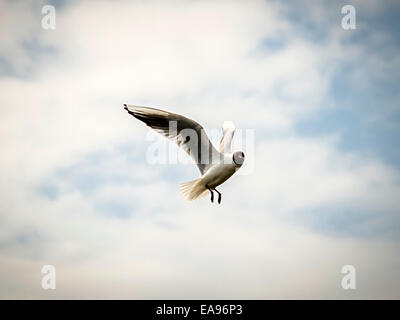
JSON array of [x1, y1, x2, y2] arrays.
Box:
[[123, 104, 245, 204]]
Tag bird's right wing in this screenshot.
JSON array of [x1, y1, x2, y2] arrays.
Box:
[[124, 104, 221, 175], [219, 121, 235, 153]]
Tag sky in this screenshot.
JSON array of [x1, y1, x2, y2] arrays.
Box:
[[0, 0, 400, 299]]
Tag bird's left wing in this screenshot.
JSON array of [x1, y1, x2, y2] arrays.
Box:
[[124, 104, 220, 175], [219, 121, 235, 153]]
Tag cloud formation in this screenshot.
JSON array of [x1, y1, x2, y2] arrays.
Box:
[[0, 0, 399, 298]]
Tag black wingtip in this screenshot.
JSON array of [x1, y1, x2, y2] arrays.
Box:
[[124, 104, 137, 117]]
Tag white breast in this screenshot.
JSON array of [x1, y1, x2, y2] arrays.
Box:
[[201, 155, 236, 188]]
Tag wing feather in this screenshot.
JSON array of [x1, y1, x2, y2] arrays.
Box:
[[124, 104, 220, 175], [219, 121, 235, 153]]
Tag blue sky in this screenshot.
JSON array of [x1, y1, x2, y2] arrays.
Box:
[[0, 0, 399, 298]]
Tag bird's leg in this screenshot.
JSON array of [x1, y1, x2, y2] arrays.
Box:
[[206, 185, 214, 203], [214, 188, 222, 204]]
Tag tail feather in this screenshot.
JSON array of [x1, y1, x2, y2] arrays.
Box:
[[179, 178, 208, 201]]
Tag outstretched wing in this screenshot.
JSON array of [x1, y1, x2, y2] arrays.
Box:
[[124, 104, 220, 175], [219, 121, 235, 153]]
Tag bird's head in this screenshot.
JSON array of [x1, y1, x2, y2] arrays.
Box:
[[232, 151, 245, 167]]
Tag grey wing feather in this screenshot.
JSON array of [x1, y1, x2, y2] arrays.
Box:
[[124, 104, 220, 175]]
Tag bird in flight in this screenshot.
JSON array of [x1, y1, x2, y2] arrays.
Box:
[[124, 104, 245, 204]]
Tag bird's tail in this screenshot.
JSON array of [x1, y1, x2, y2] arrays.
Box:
[[179, 178, 208, 201]]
